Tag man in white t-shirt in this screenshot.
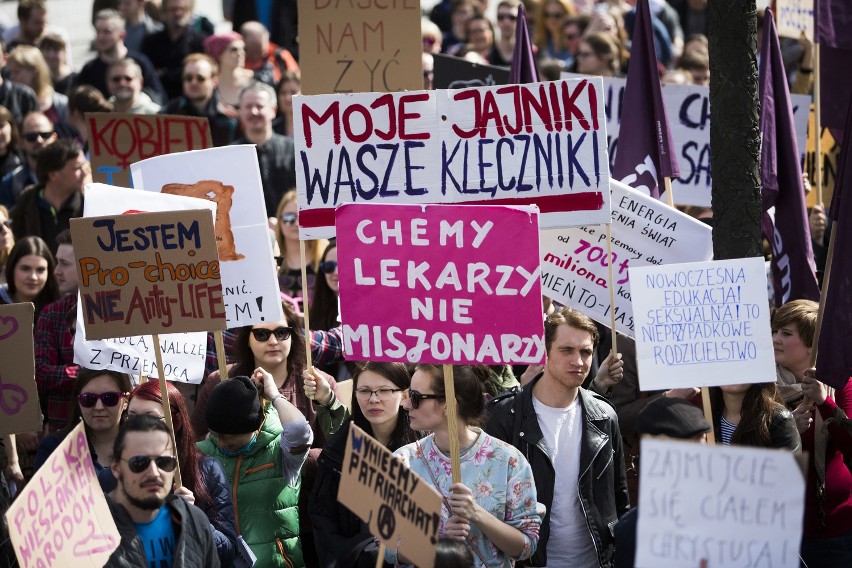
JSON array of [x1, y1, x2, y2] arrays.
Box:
[[487, 307, 630, 567]]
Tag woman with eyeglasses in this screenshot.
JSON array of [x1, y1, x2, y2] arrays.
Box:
[[34, 368, 131, 475], [274, 190, 327, 313], [308, 362, 419, 567], [533, 0, 577, 64], [0, 236, 58, 316], [388, 364, 542, 568], [98, 380, 239, 566], [0, 206, 14, 286]]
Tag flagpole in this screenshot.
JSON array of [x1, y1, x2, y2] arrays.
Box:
[[814, 45, 823, 206], [809, 223, 837, 370], [299, 239, 314, 372], [664, 177, 674, 208], [604, 224, 618, 354]]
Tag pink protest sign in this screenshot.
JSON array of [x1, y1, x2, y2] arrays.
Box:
[[337, 203, 545, 364]]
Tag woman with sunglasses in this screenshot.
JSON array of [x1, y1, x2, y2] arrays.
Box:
[[533, 0, 577, 64], [388, 364, 542, 567], [34, 368, 131, 475], [0, 236, 58, 316], [98, 380, 239, 566], [274, 190, 327, 312], [308, 362, 419, 566]]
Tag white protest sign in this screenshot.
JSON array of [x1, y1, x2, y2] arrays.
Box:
[[776, 0, 814, 41], [131, 145, 284, 327], [565, 73, 810, 207], [73, 184, 213, 382], [630, 257, 775, 390], [540, 179, 712, 336], [294, 78, 611, 239], [636, 438, 805, 568]]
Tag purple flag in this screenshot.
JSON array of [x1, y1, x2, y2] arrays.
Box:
[[611, 0, 678, 200], [759, 9, 820, 308], [815, 0, 852, 142], [510, 4, 538, 84], [816, 91, 852, 390]]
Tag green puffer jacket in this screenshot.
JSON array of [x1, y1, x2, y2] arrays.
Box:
[[198, 402, 303, 568]]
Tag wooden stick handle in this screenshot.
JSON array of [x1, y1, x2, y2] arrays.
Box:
[[299, 239, 314, 371], [701, 387, 716, 445], [442, 364, 462, 484], [605, 224, 618, 355], [664, 176, 674, 208], [214, 330, 228, 380], [152, 334, 182, 487]]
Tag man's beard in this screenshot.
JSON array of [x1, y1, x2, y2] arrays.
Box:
[[122, 485, 165, 511]]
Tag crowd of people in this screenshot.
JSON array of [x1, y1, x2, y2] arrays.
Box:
[[0, 0, 845, 567]]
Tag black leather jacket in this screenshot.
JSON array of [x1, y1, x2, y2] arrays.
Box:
[[486, 375, 631, 567], [713, 406, 802, 452]]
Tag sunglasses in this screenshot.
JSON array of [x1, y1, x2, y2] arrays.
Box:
[[23, 131, 54, 143], [408, 390, 444, 409], [319, 261, 338, 274], [182, 74, 210, 83], [78, 391, 124, 408], [122, 455, 178, 474], [497, 13, 517, 21], [250, 326, 293, 342], [280, 212, 298, 225], [0, 219, 11, 230]]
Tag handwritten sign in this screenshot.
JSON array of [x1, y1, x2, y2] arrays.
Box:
[[339, 424, 441, 568], [337, 203, 544, 364], [7, 421, 120, 567], [630, 257, 775, 390], [131, 146, 285, 327], [0, 303, 41, 434], [776, 0, 814, 41], [86, 113, 212, 188], [636, 438, 805, 568], [298, 0, 421, 95], [71, 209, 226, 340], [805, 103, 840, 208], [565, 74, 810, 207], [295, 78, 611, 238], [540, 179, 712, 336]]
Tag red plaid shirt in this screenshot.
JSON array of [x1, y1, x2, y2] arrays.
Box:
[[35, 294, 78, 431]]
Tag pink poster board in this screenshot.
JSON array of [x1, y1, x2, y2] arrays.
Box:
[[337, 203, 545, 364]]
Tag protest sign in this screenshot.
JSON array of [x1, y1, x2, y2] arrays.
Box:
[[297, 0, 421, 95], [776, 0, 814, 41], [0, 303, 42, 434], [432, 53, 510, 90], [339, 424, 441, 568], [131, 146, 284, 327], [565, 73, 810, 207], [337, 203, 544, 364], [630, 257, 776, 390], [6, 421, 120, 567], [71, 209, 226, 340], [540, 179, 712, 337], [295, 78, 611, 239], [86, 113, 212, 188], [636, 437, 805, 568], [805, 104, 840, 208]]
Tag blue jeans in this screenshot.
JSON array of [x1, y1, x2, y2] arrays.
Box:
[[801, 531, 852, 568]]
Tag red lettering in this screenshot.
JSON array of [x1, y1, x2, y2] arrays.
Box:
[[561, 79, 591, 131], [479, 91, 505, 137], [496, 85, 523, 135], [398, 93, 430, 140], [88, 117, 116, 157], [342, 104, 373, 143], [135, 116, 160, 160], [302, 101, 341, 147], [521, 84, 552, 133], [370, 94, 396, 140], [548, 82, 563, 132], [451, 90, 481, 138]]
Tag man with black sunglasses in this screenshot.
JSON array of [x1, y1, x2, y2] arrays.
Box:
[[106, 414, 220, 567], [0, 112, 56, 210]]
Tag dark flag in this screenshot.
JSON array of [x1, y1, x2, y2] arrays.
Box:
[[816, 91, 852, 390], [816, 0, 852, 143], [759, 9, 820, 307], [510, 3, 538, 84], [611, 0, 678, 200]]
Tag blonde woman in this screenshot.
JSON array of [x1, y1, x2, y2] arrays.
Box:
[[6, 45, 68, 127], [274, 190, 327, 314], [533, 0, 576, 63]]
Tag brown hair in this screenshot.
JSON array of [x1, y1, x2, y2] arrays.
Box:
[[416, 364, 488, 425], [544, 306, 599, 353], [771, 299, 818, 348]]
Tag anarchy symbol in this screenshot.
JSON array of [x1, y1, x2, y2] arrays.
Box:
[[377, 504, 396, 540]]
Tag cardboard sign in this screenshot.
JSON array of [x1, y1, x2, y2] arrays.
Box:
[[337, 203, 544, 364], [540, 179, 712, 337], [339, 424, 441, 568], [630, 257, 776, 390], [295, 78, 611, 239], [0, 303, 42, 434], [71, 209, 226, 340], [87, 113, 212, 188], [776, 0, 814, 41], [298, 0, 422, 95], [636, 438, 805, 568], [131, 146, 285, 327], [565, 74, 810, 207], [6, 421, 120, 567], [432, 53, 510, 90], [805, 103, 840, 208]]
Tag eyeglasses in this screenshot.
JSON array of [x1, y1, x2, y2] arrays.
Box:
[[78, 391, 124, 408], [182, 74, 210, 83], [122, 455, 178, 474], [408, 390, 444, 409], [250, 326, 293, 342], [319, 261, 338, 274], [109, 74, 134, 83], [355, 388, 403, 400], [280, 212, 298, 225], [497, 13, 517, 21], [22, 131, 54, 143]]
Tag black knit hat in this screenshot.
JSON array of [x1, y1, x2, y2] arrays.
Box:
[[637, 397, 711, 439], [206, 376, 264, 435]]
